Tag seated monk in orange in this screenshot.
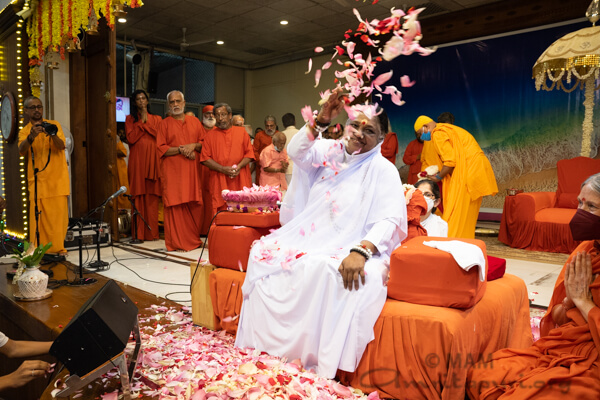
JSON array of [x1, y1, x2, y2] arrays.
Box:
[[467, 172, 600, 399]]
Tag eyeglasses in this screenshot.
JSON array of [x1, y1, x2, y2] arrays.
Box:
[[26, 105, 43, 110], [421, 192, 436, 199]]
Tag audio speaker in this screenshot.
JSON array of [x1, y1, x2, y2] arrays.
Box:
[[50, 280, 138, 377]]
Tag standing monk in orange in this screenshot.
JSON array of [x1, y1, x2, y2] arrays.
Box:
[[198, 105, 216, 234], [253, 115, 278, 184], [381, 131, 399, 165], [200, 103, 254, 217], [126, 90, 162, 241], [402, 130, 423, 184], [18, 97, 69, 255], [157, 91, 204, 252], [414, 115, 497, 238]]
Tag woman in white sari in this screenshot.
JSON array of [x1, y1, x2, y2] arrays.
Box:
[[235, 91, 407, 378]]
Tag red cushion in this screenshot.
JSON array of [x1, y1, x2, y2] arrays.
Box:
[[555, 192, 578, 209], [535, 208, 576, 224], [388, 236, 487, 309], [214, 211, 281, 229], [208, 226, 271, 271], [486, 256, 506, 281], [555, 157, 600, 208]]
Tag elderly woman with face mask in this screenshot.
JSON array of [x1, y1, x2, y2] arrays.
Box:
[[467, 172, 600, 399], [235, 90, 408, 379]]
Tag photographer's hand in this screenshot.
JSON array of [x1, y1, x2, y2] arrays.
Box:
[[49, 133, 65, 150]]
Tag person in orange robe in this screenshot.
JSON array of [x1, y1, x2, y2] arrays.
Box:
[[18, 97, 69, 255], [467, 173, 600, 399], [402, 132, 423, 184], [198, 105, 216, 235], [126, 89, 162, 241], [259, 132, 288, 191], [402, 186, 427, 243], [414, 115, 497, 238], [157, 90, 204, 252], [200, 103, 254, 217], [381, 131, 399, 165], [116, 132, 130, 209], [253, 115, 278, 184]]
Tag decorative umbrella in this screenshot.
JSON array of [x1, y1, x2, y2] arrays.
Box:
[[532, 0, 600, 157]]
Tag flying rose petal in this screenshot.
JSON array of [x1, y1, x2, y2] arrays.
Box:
[[314, 69, 322, 88], [238, 260, 244, 271], [371, 70, 393, 87], [400, 75, 416, 87], [305, 58, 312, 74], [314, 46, 324, 53], [322, 61, 332, 70]]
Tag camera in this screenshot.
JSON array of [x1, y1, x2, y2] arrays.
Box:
[[40, 121, 58, 136]]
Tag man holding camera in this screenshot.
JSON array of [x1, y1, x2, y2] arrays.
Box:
[[18, 96, 69, 255]]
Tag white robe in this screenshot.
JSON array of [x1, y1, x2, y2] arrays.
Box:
[[235, 125, 407, 378]]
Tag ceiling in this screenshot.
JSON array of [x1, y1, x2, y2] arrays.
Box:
[[115, 0, 504, 69]]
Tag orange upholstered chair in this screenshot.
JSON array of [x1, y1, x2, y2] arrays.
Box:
[[499, 156, 600, 253]]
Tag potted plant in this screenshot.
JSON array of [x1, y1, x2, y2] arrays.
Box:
[[12, 241, 52, 299]]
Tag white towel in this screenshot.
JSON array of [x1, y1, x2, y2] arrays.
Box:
[[423, 240, 486, 281]]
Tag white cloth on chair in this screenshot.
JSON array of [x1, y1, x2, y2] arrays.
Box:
[[423, 240, 486, 281]]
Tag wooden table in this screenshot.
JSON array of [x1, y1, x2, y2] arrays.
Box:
[[0, 261, 180, 400]]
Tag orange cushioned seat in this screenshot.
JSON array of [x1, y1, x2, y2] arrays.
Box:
[[209, 268, 245, 334], [208, 226, 271, 271], [214, 211, 281, 229], [388, 236, 487, 309]]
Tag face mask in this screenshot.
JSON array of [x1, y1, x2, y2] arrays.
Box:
[[274, 146, 282, 152], [420, 129, 432, 141], [569, 208, 600, 241], [424, 196, 435, 213]]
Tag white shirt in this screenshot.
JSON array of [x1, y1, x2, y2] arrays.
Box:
[[422, 213, 448, 237], [281, 125, 299, 175]]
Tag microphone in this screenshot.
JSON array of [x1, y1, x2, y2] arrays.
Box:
[[104, 186, 127, 204]]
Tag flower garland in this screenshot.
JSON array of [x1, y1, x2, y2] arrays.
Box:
[[25, 0, 144, 94]]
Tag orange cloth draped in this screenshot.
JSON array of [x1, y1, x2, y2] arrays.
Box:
[[402, 139, 424, 184], [198, 124, 214, 235], [253, 130, 275, 184], [338, 274, 532, 400], [116, 140, 130, 209], [402, 188, 427, 243], [467, 241, 600, 399], [157, 116, 204, 251], [126, 113, 162, 240], [259, 144, 288, 190], [200, 126, 254, 217], [18, 121, 69, 253], [163, 201, 203, 252], [432, 123, 498, 238], [381, 132, 399, 165]]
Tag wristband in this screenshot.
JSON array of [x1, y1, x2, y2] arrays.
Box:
[[350, 244, 373, 260], [435, 174, 442, 180]]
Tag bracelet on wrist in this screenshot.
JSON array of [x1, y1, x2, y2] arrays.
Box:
[[350, 244, 373, 261], [435, 174, 442, 180]]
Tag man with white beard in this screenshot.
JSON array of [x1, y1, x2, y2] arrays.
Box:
[[253, 115, 279, 184], [199, 105, 216, 234], [156, 90, 204, 251]]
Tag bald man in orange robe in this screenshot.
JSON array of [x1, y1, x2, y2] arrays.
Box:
[[18, 97, 69, 255], [381, 131, 399, 165], [126, 89, 162, 241], [157, 91, 204, 252], [200, 103, 254, 217], [253, 116, 278, 184], [198, 105, 216, 235]]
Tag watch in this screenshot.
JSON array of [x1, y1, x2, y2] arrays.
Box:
[[1, 92, 17, 143]]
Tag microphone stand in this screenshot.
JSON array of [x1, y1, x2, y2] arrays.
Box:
[[67, 191, 120, 286], [88, 205, 109, 270], [125, 194, 151, 244]]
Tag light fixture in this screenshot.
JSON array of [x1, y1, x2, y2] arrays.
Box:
[[280, 20, 288, 25], [126, 50, 141, 64], [216, 40, 224, 45], [86, 9, 100, 35], [117, 17, 127, 23]]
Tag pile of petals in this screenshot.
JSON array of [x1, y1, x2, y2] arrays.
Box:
[[222, 185, 282, 212], [67, 305, 382, 400], [302, 6, 435, 125]]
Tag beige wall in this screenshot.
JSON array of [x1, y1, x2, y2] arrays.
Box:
[[244, 54, 344, 133], [215, 64, 245, 112]]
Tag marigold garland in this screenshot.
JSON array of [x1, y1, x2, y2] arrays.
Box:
[[25, 0, 144, 93]]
